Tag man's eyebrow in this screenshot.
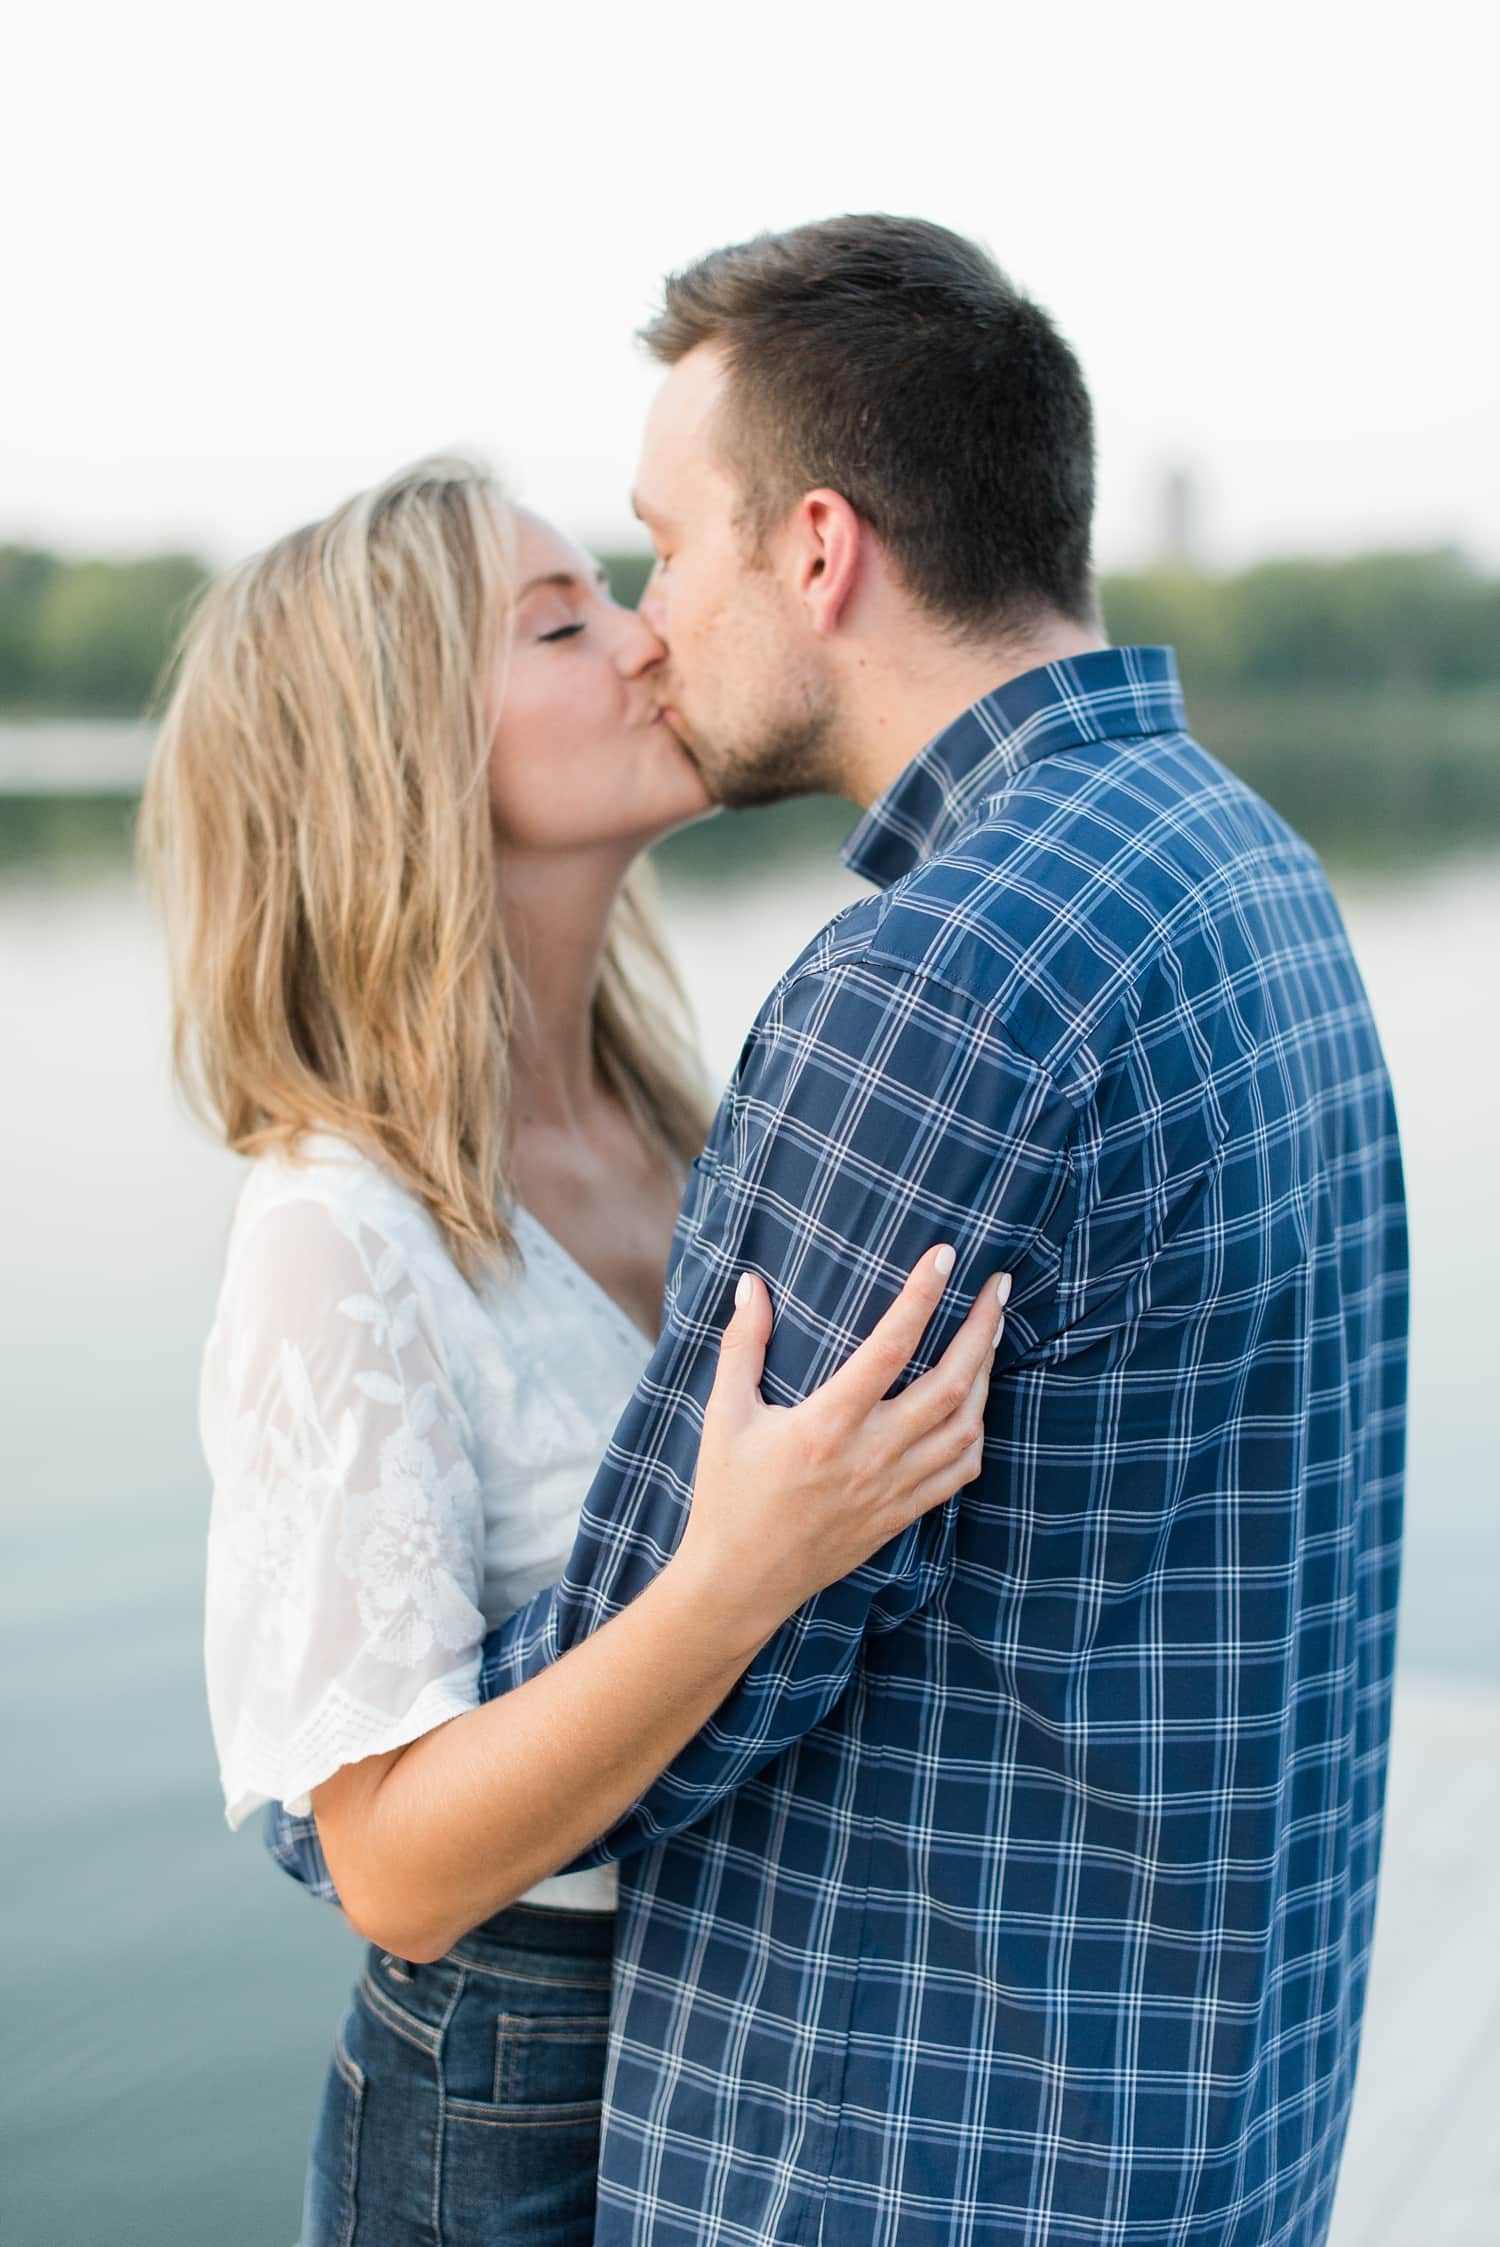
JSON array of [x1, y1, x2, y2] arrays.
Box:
[[517, 566, 610, 598]]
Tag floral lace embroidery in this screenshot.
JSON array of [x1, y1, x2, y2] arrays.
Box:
[[202, 1145, 650, 1841]]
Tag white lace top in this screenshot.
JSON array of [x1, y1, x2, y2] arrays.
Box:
[[201, 1131, 654, 1911]]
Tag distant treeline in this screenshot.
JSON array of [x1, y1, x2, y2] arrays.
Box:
[[3, 539, 1498, 716], [1, 541, 1497, 865], [3, 542, 1499, 717], [0, 548, 205, 716]]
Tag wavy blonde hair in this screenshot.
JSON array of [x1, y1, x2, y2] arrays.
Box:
[[140, 454, 711, 1281]]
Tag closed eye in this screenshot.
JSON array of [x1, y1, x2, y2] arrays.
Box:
[[538, 622, 586, 643]]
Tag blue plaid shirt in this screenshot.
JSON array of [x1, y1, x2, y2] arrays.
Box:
[[269, 648, 1407, 2245]]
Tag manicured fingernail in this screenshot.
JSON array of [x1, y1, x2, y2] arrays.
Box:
[[995, 1273, 1012, 1307], [735, 1273, 752, 1310], [934, 1244, 956, 1278]]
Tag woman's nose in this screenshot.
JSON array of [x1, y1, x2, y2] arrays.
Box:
[[635, 564, 669, 643], [615, 601, 666, 676]]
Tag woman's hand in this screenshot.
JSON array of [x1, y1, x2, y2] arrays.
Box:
[[674, 1248, 1011, 1644]]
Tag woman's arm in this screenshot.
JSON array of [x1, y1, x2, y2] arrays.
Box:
[[311, 1248, 1006, 1961]]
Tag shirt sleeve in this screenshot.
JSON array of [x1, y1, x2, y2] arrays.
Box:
[[203, 1189, 487, 1828], [477, 951, 1079, 1864]]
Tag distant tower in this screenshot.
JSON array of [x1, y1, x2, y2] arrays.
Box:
[[1159, 465, 1200, 571]]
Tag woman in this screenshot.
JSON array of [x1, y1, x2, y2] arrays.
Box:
[[141, 456, 1005, 2247]]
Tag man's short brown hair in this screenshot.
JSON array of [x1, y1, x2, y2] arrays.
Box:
[[643, 213, 1096, 637]]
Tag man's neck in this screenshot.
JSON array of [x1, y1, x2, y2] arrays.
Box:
[[837, 613, 1107, 811]]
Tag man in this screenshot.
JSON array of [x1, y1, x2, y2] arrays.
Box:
[[274, 216, 1407, 2243]]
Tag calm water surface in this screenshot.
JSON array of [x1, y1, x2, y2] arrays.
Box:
[[1, 838, 1496, 2246]]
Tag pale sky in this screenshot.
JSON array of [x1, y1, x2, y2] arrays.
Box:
[[6, 0, 1496, 573]]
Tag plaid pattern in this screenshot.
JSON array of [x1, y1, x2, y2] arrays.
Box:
[[268, 649, 1407, 2245]]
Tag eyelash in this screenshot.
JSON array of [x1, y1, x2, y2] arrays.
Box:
[[538, 622, 585, 643]]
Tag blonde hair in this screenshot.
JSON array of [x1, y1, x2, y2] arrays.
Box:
[[140, 453, 711, 1281]]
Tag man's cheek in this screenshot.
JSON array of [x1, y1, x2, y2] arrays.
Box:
[[690, 589, 733, 656]]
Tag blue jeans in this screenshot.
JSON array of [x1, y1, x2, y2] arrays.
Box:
[[302, 1902, 615, 2247]]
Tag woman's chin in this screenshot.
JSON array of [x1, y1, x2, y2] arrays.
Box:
[[597, 728, 717, 851], [666, 794, 722, 837], [643, 785, 719, 845], [654, 725, 718, 822], [609, 775, 718, 857]]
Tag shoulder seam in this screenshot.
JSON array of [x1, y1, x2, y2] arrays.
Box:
[[766, 947, 1082, 1111]]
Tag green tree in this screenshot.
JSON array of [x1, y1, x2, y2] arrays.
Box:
[[1099, 549, 1500, 693], [602, 551, 654, 610], [31, 555, 206, 713], [0, 547, 62, 707]]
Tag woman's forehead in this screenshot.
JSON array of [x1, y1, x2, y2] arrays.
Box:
[[511, 507, 605, 592]]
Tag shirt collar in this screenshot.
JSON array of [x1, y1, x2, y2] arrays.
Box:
[[842, 645, 1185, 888]]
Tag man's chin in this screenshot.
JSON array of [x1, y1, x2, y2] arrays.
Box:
[[709, 769, 808, 813], [663, 722, 740, 810], [663, 706, 834, 811], [696, 746, 829, 812]]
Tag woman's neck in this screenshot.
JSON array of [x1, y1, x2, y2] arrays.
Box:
[[499, 847, 625, 1133]]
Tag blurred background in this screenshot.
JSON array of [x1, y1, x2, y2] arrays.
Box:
[[3, 3, 1497, 2241]]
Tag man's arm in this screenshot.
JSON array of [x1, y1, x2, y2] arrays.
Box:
[[478, 948, 1078, 1863]]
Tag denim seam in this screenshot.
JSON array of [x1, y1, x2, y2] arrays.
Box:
[[446, 1950, 611, 1990], [331, 2021, 365, 2247], [357, 1968, 441, 2058], [430, 1967, 466, 2247], [444, 2098, 605, 2130], [492, 2012, 608, 2103]]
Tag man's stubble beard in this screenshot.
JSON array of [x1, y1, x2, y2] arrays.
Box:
[[684, 665, 842, 813]]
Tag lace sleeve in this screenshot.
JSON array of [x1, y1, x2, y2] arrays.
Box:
[[202, 1187, 486, 1828]]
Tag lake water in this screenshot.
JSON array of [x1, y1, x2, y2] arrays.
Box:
[[1, 807, 1497, 2246]]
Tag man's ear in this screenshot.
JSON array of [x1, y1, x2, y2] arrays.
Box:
[[790, 490, 863, 636]]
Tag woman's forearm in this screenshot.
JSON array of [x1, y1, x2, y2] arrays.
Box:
[[314, 1547, 775, 1961], [313, 1252, 1003, 1962]]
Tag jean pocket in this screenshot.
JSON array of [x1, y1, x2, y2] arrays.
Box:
[[491, 2011, 609, 2110], [301, 2019, 365, 2247], [443, 2089, 603, 2247], [443, 2015, 606, 2247]]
